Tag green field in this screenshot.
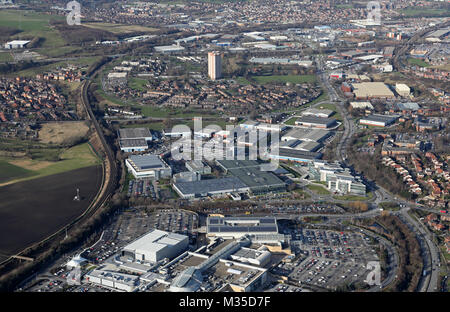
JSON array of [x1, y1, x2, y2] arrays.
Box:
[[11, 56, 101, 78], [128, 77, 149, 92], [403, 7, 449, 17], [235, 76, 252, 85], [306, 184, 331, 195], [141, 106, 220, 119], [0, 143, 101, 185], [0, 52, 13, 62], [0, 10, 66, 50], [284, 117, 298, 125], [407, 58, 430, 68], [251, 75, 316, 84]]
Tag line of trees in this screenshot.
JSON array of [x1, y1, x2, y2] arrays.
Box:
[[376, 214, 423, 292]]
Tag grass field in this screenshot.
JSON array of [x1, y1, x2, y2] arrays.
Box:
[[235, 76, 252, 85], [284, 117, 298, 125], [141, 106, 220, 118], [403, 8, 449, 17], [407, 58, 430, 68], [0, 143, 101, 186], [128, 77, 149, 92], [10, 56, 101, 78], [0, 52, 13, 62], [0, 10, 66, 50], [306, 184, 331, 195], [251, 74, 316, 84]]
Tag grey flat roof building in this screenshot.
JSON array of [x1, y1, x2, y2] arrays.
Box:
[[119, 138, 148, 150], [216, 159, 261, 173], [295, 116, 338, 128], [173, 177, 249, 199], [118, 128, 153, 141], [228, 166, 286, 194], [282, 128, 331, 143]]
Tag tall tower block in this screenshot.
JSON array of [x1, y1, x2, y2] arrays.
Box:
[[208, 52, 222, 80]]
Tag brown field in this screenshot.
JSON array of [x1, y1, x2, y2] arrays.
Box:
[[38, 121, 90, 145], [83, 22, 158, 34], [8, 159, 53, 171], [0, 165, 102, 256]]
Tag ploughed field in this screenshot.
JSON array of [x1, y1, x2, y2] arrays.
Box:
[[0, 165, 102, 257]]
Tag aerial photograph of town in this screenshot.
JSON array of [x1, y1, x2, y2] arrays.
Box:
[[0, 0, 448, 306]]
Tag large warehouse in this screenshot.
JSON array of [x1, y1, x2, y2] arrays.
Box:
[[173, 177, 249, 199], [294, 116, 338, 129], [227, 166, 286, 195], [125, 154, 172, 179], [215, 160, 286, 195], [359, 114, 399, 127], [281, 128, 332, 143], [122, 229, 188, 263], [118, 128, 154, 141], [119, 138, 148, 153], [207, 216, 279, 239], [352, 82, 395, 99], [269, 148, 322, 163]]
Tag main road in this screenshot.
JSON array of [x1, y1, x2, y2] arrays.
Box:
[[315, 37, 442, 291]]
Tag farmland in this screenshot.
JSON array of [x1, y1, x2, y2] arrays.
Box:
[[0, 142, 101, 186], [0, 165, 102, 256]]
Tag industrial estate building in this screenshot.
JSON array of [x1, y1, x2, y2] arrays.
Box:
[[118, 128, 154, 152], [125, 154, 172, 180], [269, 148, 322, 163], [294, 116, 338, 129], [395, 83, 411, 97], [301, 108, 334, 118], [359, 114, 399, 127], [121, 229, 188, 263], [350, 101, 374, 110], [352, 82, 395, 99], [282, 128, 332, 143], [208, 51, 222, 80], [118, 128, 154, 141], [119, 138, 148, 153], [154, 45, 185, 53]]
